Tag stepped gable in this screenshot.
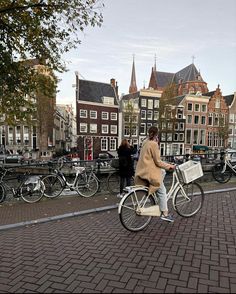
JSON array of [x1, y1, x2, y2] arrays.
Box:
[[79, 79, 118, 105]]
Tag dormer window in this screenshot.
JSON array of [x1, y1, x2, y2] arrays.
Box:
[[215, 99, 220, 108], [102, 96, 114, 105]]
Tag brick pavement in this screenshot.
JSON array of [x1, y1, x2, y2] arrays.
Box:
[[0, 189, 236, 293]]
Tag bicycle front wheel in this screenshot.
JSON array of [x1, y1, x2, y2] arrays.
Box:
[[21, 179, 45, 203], [76, 173, 99, 197], [212, 163, 232, 183], [42, 175, 64, 198], [0, 184, 6, 203], [174, 182, 204, 217], [119, 189, 155, 232]]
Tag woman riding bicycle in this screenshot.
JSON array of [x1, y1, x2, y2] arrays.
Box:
[[135, 126, 175, 222]]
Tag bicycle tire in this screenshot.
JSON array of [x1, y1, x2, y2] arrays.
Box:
[[174, 182, 204, 217], [107, 171, 135, 195], [20, 178, 45, 203], [212, 163, 232, 183], [0, 184, 6, 203], [119, 189, 156, 232], [42, 174, 64, 198], [107, 171, 120, 194], [76, 173, 99, 197]]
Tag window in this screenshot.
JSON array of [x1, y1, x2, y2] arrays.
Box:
[[179, 123, 184, 131], [147, 110, 153, 120], [103, 97, 114, 105], [179, 133, 184, 141], [80, 123, 87, 133], [141, 99, 146, 107], [187, 115, 192, 124], [101, 138, 108, 151], [187, 103, 192, 111], [154, 111, 159, 120], [110, 138, 116, 151], [154, 100, 159, 108], [111, 112, 117, 120], [140, 123, 146, 135], [80, 109, 87, 118], [186, 129, 191, 144], [102, 112, 109, 120], [110, 125, 117, 134], [174, 123, 179, 131], [124, 126, 130, 136], [167, 133, 172, 141], [193, 130, 198, 144], [174, 133, 178, 141], [215, 99, 220, 108], [202, 104, 207, 112], [208, 114, 213, 125], [200, 130, 205, 144], [194, 116, 199, 124], [102, 124, 108, 134], [161, 133, 166, 141], [147, 123, 152, 133], [201, 116, 206, 125], [90, 110, 97, 119], [195, 104, 200, 112], [148, 99, 153, 109], [24, 126, 29, 144], [90, 124, 97, 133], [141, 110, 146, 119]]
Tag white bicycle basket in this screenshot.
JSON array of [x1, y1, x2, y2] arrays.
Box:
[[178, 160, 203, 184]]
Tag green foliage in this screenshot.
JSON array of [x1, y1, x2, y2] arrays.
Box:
[[0, 0, 104, 123]]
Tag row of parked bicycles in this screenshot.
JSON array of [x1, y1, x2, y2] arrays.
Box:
[[0, 158, 125, 204]]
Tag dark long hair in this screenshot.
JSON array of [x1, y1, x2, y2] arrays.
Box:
[[148, 126, 158, 140]]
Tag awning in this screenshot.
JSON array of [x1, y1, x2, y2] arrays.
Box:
[[193, 145, 209, 151]]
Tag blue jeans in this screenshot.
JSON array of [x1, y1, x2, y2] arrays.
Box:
[[156, 169, 168, 212]]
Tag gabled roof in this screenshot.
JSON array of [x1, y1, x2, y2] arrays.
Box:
[[172, 63, 204, 84], [155, 71, 174, 88], [224, 94, 234, 106], [79, 79, 118, 105], [122, 92, 140, 100]]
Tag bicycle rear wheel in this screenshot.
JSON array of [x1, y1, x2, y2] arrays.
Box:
[[76, 173, 99, 197], [107, 171, 120, 194], [174, 182, 204, 217], [21, 178, 45, 203], [119, 189, 155, 232], [0, 184, 6, 203], [42, 174, 64, 198], [212, 163, 232, 183]]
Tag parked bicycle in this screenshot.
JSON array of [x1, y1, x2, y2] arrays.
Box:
[[107, 170, 134, 195], [118, 160, 204, 232], [0, 166, 45, 204], [41, 164, 99, 198], [212, 151, 236, 183]]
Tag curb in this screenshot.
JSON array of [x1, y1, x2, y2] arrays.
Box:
[[1, 186, 236, 232]]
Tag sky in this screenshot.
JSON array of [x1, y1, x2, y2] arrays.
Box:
[[56, 0, 236, 109]]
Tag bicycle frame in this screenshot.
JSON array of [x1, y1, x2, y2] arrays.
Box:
[[221, 156, 236, 174], [118, 167, 189, 215]]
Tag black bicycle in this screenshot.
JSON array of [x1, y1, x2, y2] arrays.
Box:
[[0, 166, 45, 203]]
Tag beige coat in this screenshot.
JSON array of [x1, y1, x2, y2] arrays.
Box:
[[135, 139, 172, 195]]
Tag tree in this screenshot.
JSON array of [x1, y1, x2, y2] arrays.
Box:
[[0, 0, 104, 122], [218, 114, 229, 149], [123, 99, 139, 144]]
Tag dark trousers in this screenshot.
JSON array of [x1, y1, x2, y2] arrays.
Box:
[[120, 177, 131, 194]]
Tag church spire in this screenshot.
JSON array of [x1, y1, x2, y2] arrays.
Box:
[[153, 53, 157, 71], [129, 54, 137, 94]]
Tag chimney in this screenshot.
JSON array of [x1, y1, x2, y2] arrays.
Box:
[[110, 78, 118, 96]]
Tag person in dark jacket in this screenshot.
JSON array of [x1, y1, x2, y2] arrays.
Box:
[[117, 139, 135, 198]]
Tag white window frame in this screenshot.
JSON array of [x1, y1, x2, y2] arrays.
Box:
[[147, 110, 153, 120], [140, 123, 146, 135], [110, 125, 117, 134], [154, 100, 159, 108], [90, 124, 97, 133], [80, 109, 87, 118], [148, 99, 153, 109], [102, 124, 108, 134], [102, 112, 109, 120], [110, 138, 116, 151], [141, 99, 146, 107], [110, 112, 117, 121], [141, 110, 146, 120], [101, 138, 108, 151], [80, 123, 87, 133], [90, 110, 97, 119]]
